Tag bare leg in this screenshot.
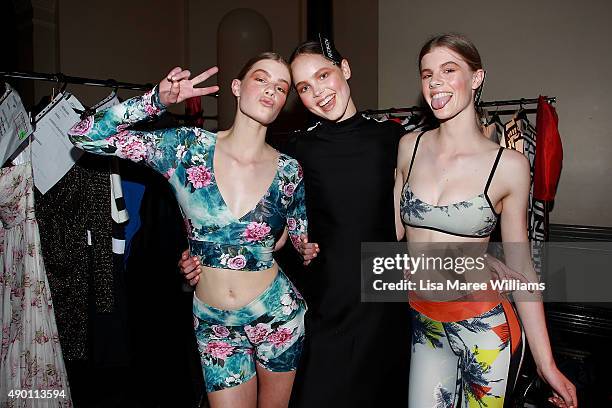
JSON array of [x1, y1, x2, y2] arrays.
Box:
[[207, 375, 257, 408], [255, 363, 296, 408]]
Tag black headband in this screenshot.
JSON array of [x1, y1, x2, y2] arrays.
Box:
[[318, 33, 343, 65]]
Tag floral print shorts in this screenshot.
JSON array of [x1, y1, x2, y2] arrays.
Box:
[[193, 270, 307, 393]]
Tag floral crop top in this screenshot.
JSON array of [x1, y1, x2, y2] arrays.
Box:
[[68, 87, 307, 271]]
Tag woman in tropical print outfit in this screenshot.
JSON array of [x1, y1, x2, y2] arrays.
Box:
[[395, 34, 577, 407], [68, 53, 318, 407]]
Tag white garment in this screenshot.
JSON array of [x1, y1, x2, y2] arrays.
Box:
[[0, 162, 72, 407]]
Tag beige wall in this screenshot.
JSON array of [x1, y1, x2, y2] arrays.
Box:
[[379, 0, 612, 227], [54, 1, 376, 125], [187, 0, 304, 129], [333, 0, 378, 110], [57, 1, 303, 120], [58, 0, 186, 106]]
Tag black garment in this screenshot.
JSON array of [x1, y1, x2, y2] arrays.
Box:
[[281, 114, 411, 408], [35, 154, 114, 361], [123, 161, 204, 408]]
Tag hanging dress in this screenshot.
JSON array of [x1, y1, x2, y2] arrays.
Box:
[[0, 162, 72, 408]]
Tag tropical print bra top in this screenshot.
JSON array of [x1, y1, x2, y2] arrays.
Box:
[[400, 132, 503, 238], [68, 87, 307, 271]]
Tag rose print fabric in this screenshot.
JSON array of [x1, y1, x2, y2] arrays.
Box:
[[192, 270, 306, 392], [409, 302, 524, 407], [68, 87, 307, 271], [0, 163, 73, 407]]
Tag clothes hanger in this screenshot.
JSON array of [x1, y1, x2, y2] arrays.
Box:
[[514, 98, 528, 122], [107, 79, 119, 100], [86, 80, 119, 115], [407, 110, 426, 127], [52, 73, 68, 99], [486, 106, 503, 127]]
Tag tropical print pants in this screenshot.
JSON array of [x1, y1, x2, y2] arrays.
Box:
[[409, 301, 524, 407]]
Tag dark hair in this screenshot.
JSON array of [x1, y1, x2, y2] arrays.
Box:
[[418, 33, 482, 72], [235, 52, 291, 80], [289, 37, 343, 65], [290, 41, 324, 63]]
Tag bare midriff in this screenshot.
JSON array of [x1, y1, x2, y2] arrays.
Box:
[[194, 263, 279, 310]]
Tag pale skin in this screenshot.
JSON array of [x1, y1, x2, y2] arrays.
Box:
[[181, 52, 357, 284], [290, 54, 357, 122], [180, 49, 576, 406], [162, 60, 317, 408], [393, 46, 576, 407]]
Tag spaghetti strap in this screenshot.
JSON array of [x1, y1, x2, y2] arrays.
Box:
[[484, 147, 504, 196], [406, 131, 426, 180]]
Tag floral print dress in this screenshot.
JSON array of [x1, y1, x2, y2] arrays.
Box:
[[0, 162, 72, 407]]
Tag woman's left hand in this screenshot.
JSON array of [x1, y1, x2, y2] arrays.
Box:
[[538, 363, 577, 407], [298, 234, 319, 266], [159, 66, 219, 106]]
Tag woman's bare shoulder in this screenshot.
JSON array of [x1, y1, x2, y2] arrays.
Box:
[[496, 147, 531, 192], [399, 130, 427, 156], [499, 147, 529, 172]]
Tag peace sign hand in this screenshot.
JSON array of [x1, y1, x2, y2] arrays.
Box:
[[158, 66, 219, 107]]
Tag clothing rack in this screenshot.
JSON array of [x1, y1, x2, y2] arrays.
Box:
[[479, 96, 555, 108], [363, 96, 556, 115], [0, 70, 218, 97], [2, 70, 153, 91]]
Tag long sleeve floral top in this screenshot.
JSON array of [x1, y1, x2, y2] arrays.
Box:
[[68, 88, 307, 271]]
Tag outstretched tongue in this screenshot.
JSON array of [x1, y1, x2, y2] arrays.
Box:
[[432, 95, 452, 110]]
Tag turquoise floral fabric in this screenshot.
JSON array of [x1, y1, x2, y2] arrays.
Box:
[[68, 87, 308, 271], [193, 270, 306, 392]]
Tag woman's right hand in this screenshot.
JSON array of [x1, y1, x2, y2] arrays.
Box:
[[538, 363, 578, 407], [297, 234, 319, 266], [159, 66, 219, 107], [179, 249, 202, 286]]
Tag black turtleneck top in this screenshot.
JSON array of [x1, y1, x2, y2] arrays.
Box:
[[282, 113, 410, 407], [287, 113, 404, 330]]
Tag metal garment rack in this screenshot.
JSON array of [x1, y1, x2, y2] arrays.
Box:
[[364, 96, 556, 115], [479, 96, 555, 107], [0, 70, 218, 97]]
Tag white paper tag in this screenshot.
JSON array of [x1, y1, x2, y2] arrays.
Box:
[[31, 92, 84, 194], [0, 84, 34, 164]]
